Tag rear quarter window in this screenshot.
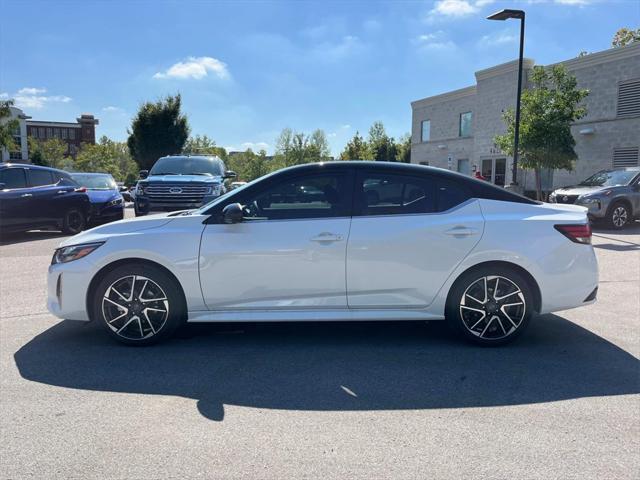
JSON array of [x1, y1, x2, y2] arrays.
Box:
[[436, 179, 472, 212]]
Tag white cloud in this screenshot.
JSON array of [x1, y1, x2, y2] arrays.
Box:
[[153, 56, 230, 80], [226, 141, 270, 152], [0, 92, 8, 99], [427, 0, 495, 21], [10, 87, 71, 109], [102, 105, 123, 112], [340, 124, 351, 130], [327, 132, 337, 138], [479, 30, 518, 47], [413, 30, 457, 51]]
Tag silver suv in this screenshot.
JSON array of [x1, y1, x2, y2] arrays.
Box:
[[549, 167, 640, 229]]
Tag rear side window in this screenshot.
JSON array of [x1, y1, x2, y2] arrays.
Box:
[[29, 169, 55, 187], [0, 168, 28, 189], [437, 179, 472, 212], [356, 173, 435, 216]]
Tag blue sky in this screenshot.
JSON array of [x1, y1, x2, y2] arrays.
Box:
[[1, 0, 638, 155]]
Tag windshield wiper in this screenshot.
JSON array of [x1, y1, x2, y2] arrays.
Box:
[[152, 172, 181, 176], [188, 172, 213, 176]]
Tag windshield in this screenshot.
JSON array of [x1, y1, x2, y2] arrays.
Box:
[[70, 174, 117, 190], [579, 170, 638, 187], [150, 157, 224, 176]]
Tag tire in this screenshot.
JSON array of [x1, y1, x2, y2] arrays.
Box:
[[607, 201, 630, 230], [445, 265, 535, 346], [62, 209, 86, 235], [92, 263, 186, 345], [134, 204, 147, 217]]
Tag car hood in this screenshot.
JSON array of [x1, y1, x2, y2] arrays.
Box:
[[145, 174, 222, 183], [58, 213, 175, 248], [553, 185, 609, 196], [85, 189, 122, 203]]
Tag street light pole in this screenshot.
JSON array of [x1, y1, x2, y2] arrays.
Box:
[[487, 9, 526, 186]]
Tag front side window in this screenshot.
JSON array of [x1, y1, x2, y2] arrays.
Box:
[[238, 173, 350, 221], [0, 168, 27, 189], [459, 112, 473, 137], [421, 120, 430, 142], [355, 173, 435, 216], [29, 169, 55, 187]]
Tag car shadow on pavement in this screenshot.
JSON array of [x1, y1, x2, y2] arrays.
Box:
[[14, 315, 639, 422], [0, 230, 68, 246]]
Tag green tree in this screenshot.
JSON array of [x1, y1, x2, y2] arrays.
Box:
[[0, 99, 19, 153], [612, 27, 640, 47], [28, 138, 69, 170], [75, 136, 138, 182], [226, 149, 273, 182], [395, 133, 412, 163], [367, 121, 397, 162], [340, 131, 371, 160], [183, 134, 227, 159], [127, 94, 190, 170], [494, 65, 589, 200], [273, 128, 331, 167]]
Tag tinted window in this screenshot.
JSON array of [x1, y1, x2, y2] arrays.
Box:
[[240, 173, 350, 220], [0, 168, 27, 189], [150, 156, 224, 176], [356, 173, 435, 216], [437, 179, 472, 211], [29, 169, 55, 187]]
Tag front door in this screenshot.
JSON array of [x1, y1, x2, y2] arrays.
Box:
[[0, 167, 30, 230], [199, 170, 353, 310], [481, 158, 507, 186], [347, 171, 484, 308]]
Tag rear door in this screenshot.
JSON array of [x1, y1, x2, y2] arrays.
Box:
[[26, 168, 59, 226], [346, 171, 484, 308], [0, 167, 31, 230]]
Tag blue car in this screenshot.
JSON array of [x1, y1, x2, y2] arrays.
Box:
[[70, 173, 124, 224]]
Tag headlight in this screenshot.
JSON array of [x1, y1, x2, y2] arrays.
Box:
[[136, 184, 146, 195], [109, 198, 123, 206], [209, 185, 222, 196], [580, 197, 600, 204], [52, 242, 105, 265]]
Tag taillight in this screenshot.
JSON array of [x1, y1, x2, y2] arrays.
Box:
[[75, 187, 87, 193], [554, 224, 592, 244]]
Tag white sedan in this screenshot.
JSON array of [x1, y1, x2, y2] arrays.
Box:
[[47, 162, 598, 346]]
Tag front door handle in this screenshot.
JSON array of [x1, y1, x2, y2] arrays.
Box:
[[444, 226, 478, 237], [310, 232, 344, 243], [20, 193, 33, 198], [56, 190, 69, 194]]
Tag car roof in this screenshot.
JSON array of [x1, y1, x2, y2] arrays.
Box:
[[70, 172, 113, 177], [0, 162, 67, 174], [158, 155, 224, 161]]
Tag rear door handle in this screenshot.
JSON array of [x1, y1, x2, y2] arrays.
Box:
[[56, 190, 69, 194], [310, 232, 344, 243], [444, 226, 478, 237], [20, 193, 33, 198]]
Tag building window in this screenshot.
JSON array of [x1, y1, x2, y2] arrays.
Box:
[[61, 129, 68, 139], [53, 128, 60, 138], [69, 129, 76, 140], [613, 147, 639, 168], [617, 79, 640, 118], [47, 128, 53, 138], [459, 112, 472, 137], [421, 120, 431, 142], [9, 151, 22, 160], [39, 127, 45, 138]]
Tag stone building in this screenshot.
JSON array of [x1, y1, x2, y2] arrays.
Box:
[[0, 106, 30, 163], [410, 42, 640, 192], [26, 114, 99, 158]]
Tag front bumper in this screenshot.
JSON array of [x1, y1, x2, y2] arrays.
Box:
[[47, 262, 92, 321]]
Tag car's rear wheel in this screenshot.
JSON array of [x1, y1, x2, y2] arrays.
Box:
[[607, 201, 630, 229], [92, 263, 186, 345], [62, 209, 86, 235], [446, 265, 534, 346]]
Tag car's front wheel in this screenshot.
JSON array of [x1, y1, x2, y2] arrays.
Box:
[[92, 263, 186, 345], [446, 265, 534, 346], [62, 209, 86, 235], [607, 201, 630, 229]]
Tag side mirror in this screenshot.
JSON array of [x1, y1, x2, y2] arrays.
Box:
[[224, 170, 237, 179], [222, 203, 243, 224], [139, 170, 149, 179]]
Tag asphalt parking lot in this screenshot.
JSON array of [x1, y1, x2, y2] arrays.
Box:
[[1, 211, 638, 480]]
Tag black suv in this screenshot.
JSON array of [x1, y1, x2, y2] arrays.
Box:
[[0, 163, 90, 235], [134, 155, 236, 216]]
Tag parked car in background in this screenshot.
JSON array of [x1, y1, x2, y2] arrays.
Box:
[[229, 181, 247, 190], [70, 173, 124, 225], [549, 167, 640, 229], [48, 162, 598, 347], [116, 182, 133, 202], [0, 163, 89, 235], [134, 155, 236, 216]]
